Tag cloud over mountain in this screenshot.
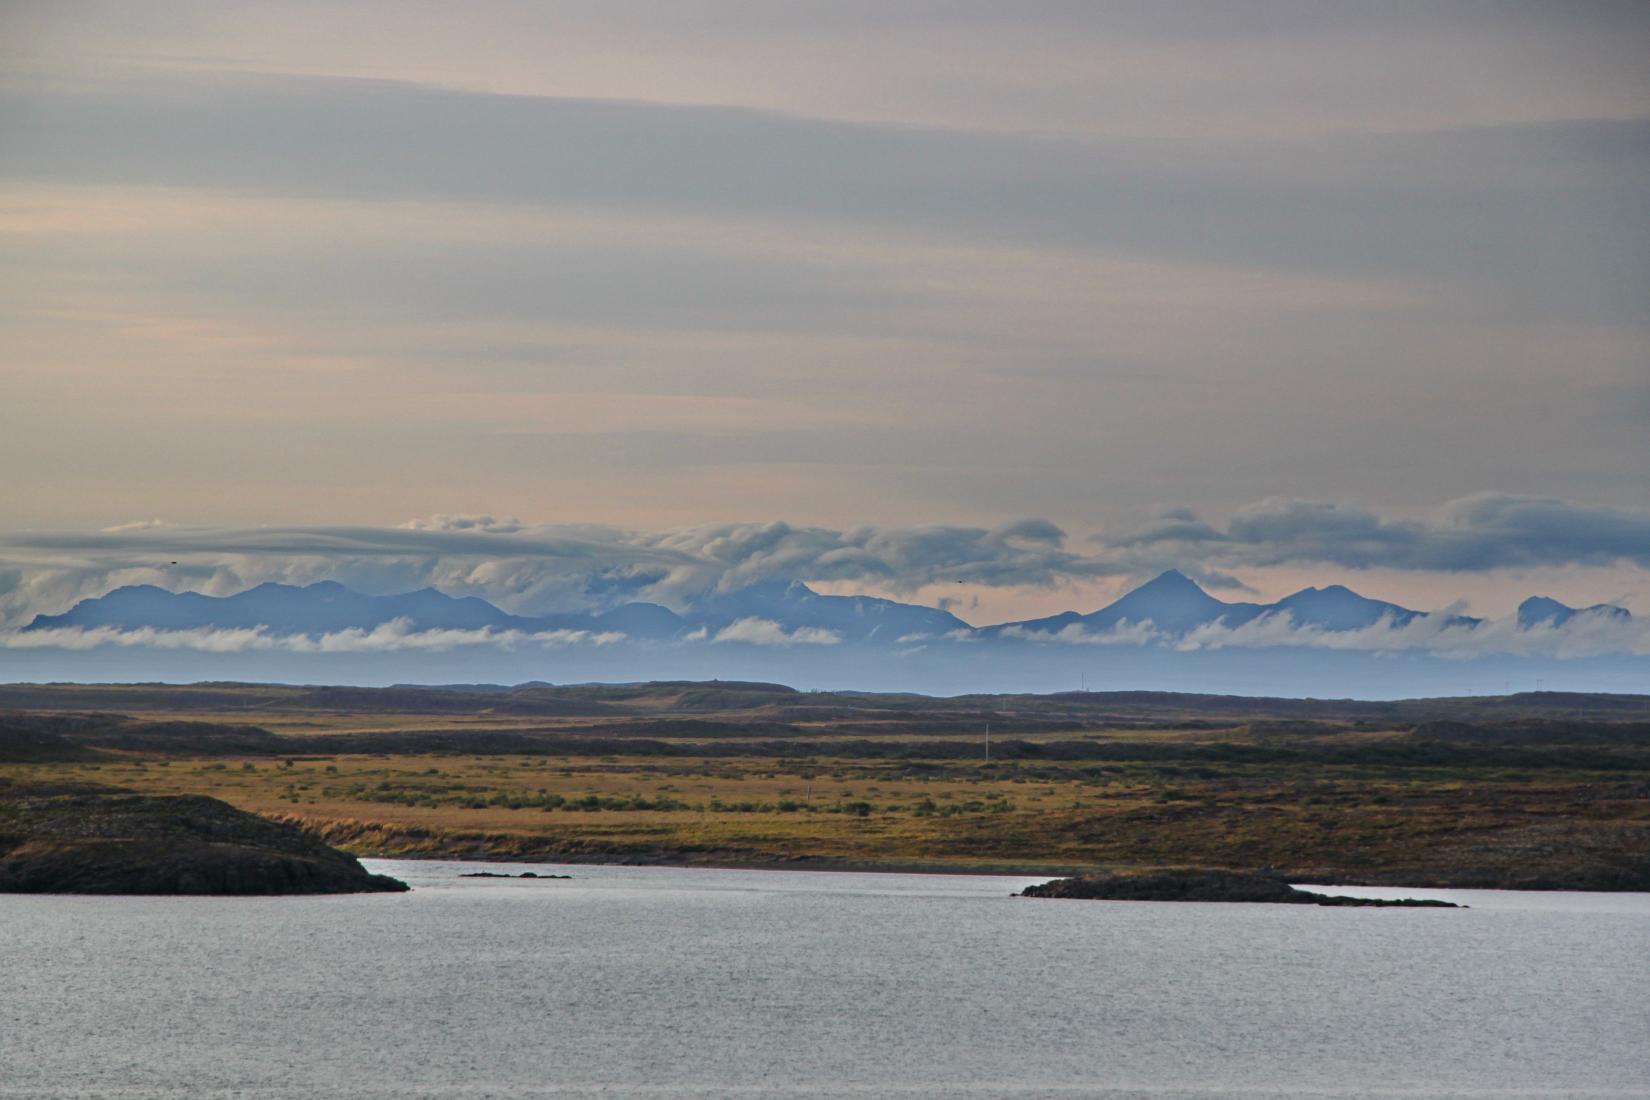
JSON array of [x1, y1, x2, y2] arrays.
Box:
[[2, 621, 624, 655], [3, 492, 1648, 634], [0, 516, 1128, 630], [1167, 606, 1650, 659], [1103, 493, 1650, 572], [710, 618, 843, 647], [7, 566, 1643, 667]]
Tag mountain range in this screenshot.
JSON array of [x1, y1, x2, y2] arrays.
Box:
[[23, 570, 1629, 645], [987, 569, 1478, 638]]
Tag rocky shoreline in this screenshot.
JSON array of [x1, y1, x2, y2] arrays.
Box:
[[294, 817, 1649, 889], [0, 781, 408, 895], [1019, 868, 1461, 907]]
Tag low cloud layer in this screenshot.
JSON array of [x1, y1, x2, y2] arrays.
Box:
[[710, 618, 843, 647], [1113, 494, 1650, 572], [6, 605, 1645, 661], [1008, 608, 1650, 660], [0, 515, 1131, 629], [998, 622, 1166, 648], [1, 493, 1647, 634], [0, 619, 624, 655]]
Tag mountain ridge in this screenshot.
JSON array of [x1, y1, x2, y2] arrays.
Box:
[[23, 571, 1628, 644], [992, 570, 1494, 638], [1517, 596, 1633, 630]]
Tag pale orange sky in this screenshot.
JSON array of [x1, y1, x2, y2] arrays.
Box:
[[2, 3, 1647, 625]]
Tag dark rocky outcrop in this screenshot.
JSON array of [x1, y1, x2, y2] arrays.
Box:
[[459, 871, 570, 879], [1019, 868, 1459, 907], [0, 781, 408, 895], [0, 714, 106, 762], [0, 712, 287, 757]]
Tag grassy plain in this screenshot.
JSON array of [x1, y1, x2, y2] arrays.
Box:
[[4, 681, 1648, 887]]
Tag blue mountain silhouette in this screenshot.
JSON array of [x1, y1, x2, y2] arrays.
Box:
[[993, 570, 1479, 638], [686, 579, 971, 642], [25, 578, 960, 644], [24, 581, 685, 638], [1517, 596, 1631, 630], [26, 571, 1620, 647], [26, 581, 527, 634]]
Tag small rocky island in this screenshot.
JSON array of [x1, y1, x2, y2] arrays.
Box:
[[1020, 869, 1460, 907], [0, 781, 408, 895], [459, 871, 571, 879]]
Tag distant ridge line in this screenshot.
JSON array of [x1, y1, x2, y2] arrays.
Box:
[[21, 571, 1631, 642]]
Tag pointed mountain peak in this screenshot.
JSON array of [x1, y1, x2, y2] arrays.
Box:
[[1065, 568, 1234, 634], [1136, 569, 1204, 593]]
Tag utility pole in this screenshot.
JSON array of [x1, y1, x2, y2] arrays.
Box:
[[984, 721, 990, 762]]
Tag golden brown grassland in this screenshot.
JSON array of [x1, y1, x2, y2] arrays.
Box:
[[3, 681, 1648, 887], [6, 747, 1646, 886]]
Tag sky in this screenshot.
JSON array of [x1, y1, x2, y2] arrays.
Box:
[[1, 2, 1647, 629]]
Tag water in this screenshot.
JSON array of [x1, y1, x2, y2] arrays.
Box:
[[2, 861, 1647, 1099]]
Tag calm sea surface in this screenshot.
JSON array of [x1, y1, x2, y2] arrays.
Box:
[[2, 860, 1647, 1099]]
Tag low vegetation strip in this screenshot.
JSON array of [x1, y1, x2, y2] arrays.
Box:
[[2, 682, 1649, 889], [3, 681, 1645, 722]]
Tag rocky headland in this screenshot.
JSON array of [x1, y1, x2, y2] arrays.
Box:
[[0, 780, 408, 895], [1019, 868, 1460, 907]]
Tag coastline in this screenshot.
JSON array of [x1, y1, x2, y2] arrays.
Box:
[[342, 845, 1650, 892], [345, 844, 1084, 879]]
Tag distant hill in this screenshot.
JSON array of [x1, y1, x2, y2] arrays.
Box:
[[1517, 596, 1631, 630], [0, 715, 102, 762]]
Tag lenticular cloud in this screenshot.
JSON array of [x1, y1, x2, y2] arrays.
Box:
[[8, 607, 1643, 660], [0, 620, 625, 654]]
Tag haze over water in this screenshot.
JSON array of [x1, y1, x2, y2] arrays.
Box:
[[4, 862, 1647, 1099]]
